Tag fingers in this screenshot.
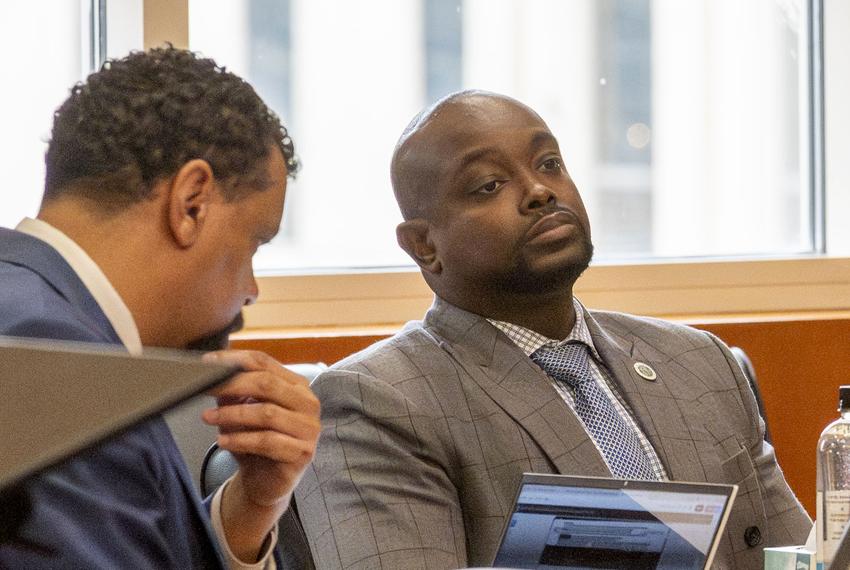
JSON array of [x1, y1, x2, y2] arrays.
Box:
[[202, 368, 320, 432], [199, 350, 321, 467], [204, 399, 320, 441], [210, 369, 315, 407], [204, 350, 306, 382], [216, 430, 316, 464], [199, 350, 320, 515], [203, 348, 273, 370]]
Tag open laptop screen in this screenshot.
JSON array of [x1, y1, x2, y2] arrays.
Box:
[[493, 474, 737, 570]]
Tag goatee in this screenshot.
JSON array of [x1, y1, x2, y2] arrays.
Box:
[[185, 312, 245, 352]]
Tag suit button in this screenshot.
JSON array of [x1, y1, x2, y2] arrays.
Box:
[[744, 526, 762, 547]]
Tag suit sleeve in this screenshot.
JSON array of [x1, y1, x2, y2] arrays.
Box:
[[295, 368, 467, 570], [0, 424, 181, 568], [705, 333, 812, 546]]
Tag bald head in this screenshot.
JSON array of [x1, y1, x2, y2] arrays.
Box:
[[391, 89, 592, 328], [391, 90, 545, 221]]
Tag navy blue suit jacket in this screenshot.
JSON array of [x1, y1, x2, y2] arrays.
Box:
[[0, 227, 226, 569]]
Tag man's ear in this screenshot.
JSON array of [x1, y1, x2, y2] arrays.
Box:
[[166, 159, 216, 248], [397, 219, 441, 274]]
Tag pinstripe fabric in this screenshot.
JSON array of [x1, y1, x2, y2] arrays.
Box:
[[295, 297, 811, 569]]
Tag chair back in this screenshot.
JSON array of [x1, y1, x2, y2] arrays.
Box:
[[730, 346, 772, 443]]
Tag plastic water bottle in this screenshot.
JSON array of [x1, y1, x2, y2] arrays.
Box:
[[817, 385, 850, 568]]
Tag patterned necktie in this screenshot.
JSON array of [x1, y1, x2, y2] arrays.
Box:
[[531, 342, 657, 480]]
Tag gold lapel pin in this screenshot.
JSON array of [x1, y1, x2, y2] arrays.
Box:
[[633, 362, 657, 381]]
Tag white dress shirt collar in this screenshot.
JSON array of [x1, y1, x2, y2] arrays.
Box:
[[16, 218, 143, 354], [488, 297, 602, 361]]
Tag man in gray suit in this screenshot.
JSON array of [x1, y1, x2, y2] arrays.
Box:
[[295, 91, 811, 569]]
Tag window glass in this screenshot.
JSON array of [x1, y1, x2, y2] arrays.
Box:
[[0, 3, 90, 229], [0, 1, 813, 265], [205, 0, 812, 270]]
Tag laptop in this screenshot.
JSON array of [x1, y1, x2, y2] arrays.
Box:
[[0, 335, 238, 493], [492, 474, 738, 570]]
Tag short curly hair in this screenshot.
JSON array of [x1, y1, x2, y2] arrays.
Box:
[[44, 45, 299, 209]]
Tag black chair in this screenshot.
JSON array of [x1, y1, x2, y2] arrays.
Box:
[[730, 346, 772, 444], [201, 362, 325, 570]]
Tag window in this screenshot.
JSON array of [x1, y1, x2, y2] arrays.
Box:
[[4, 1, 846, 329], [0, 0, 143, 230], [1, 3, 92, 229], [190, 0, 815, 274]]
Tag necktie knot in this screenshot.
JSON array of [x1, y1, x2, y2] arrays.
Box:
[[531, 342, 591, 388]]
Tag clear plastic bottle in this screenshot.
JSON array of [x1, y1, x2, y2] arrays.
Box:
[[817, 385, 850, 568]]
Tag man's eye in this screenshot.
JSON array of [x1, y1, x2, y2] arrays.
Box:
[[477, 180, 501, 194], [541, 157, 563, 171]]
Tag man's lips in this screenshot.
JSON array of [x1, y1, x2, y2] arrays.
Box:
[[526, 210, 579, 244]]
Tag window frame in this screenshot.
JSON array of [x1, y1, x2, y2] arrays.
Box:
[[143, 0, 850, 332], [243, 257, 850, 331]]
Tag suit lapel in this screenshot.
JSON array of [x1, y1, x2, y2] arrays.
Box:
[[425, 298, 610, 477], [584, 310, 711, 483], [0, 228, 120, 343]]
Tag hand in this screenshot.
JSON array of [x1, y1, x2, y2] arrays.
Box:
[[201, 350, 321, 509]]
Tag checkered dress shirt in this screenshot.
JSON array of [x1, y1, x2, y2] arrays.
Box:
[[488, 298, 667, 480]]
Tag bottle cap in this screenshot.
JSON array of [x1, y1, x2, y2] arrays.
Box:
[[840, 386, 850, 411]]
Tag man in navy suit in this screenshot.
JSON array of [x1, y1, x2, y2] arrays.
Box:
[[0, 46, 320, 568]]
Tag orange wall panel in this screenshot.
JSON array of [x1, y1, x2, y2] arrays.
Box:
[[695, 319, 850, 517]]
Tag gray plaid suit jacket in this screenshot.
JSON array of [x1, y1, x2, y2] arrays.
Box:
[[295, 297, 811, 569]]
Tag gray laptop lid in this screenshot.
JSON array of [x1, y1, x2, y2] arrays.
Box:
[[492, 473, 738, 570], [0, 336, 237, 492]]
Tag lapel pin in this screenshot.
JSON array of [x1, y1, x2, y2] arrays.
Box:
[[633, 362, 657, 381]]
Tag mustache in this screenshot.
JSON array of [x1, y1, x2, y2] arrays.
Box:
[[185, 312, 245, 352], [534, 204, 580, 223]]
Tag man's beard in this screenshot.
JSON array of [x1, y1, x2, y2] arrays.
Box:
[[185, 312, 245, 352], [498, 237, 595, 296]]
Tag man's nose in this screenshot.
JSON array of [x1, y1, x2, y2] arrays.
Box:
[[521, 180, 557, 212]]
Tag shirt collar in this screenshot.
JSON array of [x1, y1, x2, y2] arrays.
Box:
[[16, 218, 143, 354], [488, 297, 601, 361]]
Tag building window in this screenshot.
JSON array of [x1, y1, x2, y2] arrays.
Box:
[[1, 2, 97, 228], [189, 0, 816, 273], [2, 1, 818, 277]]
